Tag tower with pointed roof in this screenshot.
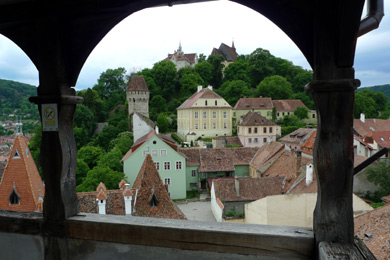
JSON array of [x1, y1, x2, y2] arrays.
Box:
[[163, 42, 198, 71], [0, 134, 45, 212], [126, 75, 149, 118]]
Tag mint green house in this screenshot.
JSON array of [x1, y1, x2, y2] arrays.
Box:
[[122, 130, 186, 199]]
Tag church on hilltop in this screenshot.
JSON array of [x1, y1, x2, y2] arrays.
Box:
[[163, 42, 198, 71]]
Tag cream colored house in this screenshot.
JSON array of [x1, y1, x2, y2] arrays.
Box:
[[233, 97, 274, 123], [245, 193, 373, 227], [177, 86, 232, 142], [237, 112, 280, 147]]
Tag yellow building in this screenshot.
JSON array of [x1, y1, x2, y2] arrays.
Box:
[[177, 86, 232, 142], [233, 97, 273, 123]]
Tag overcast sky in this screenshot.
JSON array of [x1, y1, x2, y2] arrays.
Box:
[[0, 0, 389, 90]]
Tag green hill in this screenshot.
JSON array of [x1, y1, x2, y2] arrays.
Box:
[[358, 84, 390, 101], [0, 78, 39, 120]]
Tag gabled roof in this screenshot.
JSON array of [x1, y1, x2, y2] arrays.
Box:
[[239, 112, 276, 126], [234, 97, 273, 110], [121, 129, 178, 162], [354, 203, 390, 260], [211, 42, 238, 62], [272, 99, 308, 112], [300, 130, 317, 155], [164, 52, 197, 64], [134, 112, 156, 128], [280, 128, 316, 145], [354, 134, 374, 150], [177, 87, 229, 110], [132, 155, 186, 219], [127, 75, 149, 92], [354, 118, 390, 137], [178, 148, 201, 166], [0, 134, 44, 212], [213, 176, 284, 202], [365, 131, 390, 148]]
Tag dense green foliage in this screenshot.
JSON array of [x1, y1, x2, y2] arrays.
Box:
[[357, 84, 390, 101], [354, 89, 390, 119], [365, 161, 390, 201]]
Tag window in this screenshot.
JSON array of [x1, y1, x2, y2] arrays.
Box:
[[154, 162, 160, 170], [164, 178, 171, 185], [152, 150, 158, 156], [205, 100, 208, 106], [190, 183, 197, 189], [254, 128, 258, 134], [203, 111, 207, 118], [263, 138, 267, 143], [195, 124, 199, 129], [282, 112, 285, 116], [143, 150, 149, 156], [191, 170, 196, 177], [249, 138, 252, 143], [224, 123, 227, 129], [195, 112, 199, 118], [176, 161, 182, 170], [264, 127, 267, 133], [204, 123, 207, 129], [313, 114, 316, 118], [164, 162, 170, 170], [277, 112, 280, 116], [213, 123, 216, 129], [25, 148, 29, 157], [215, 100, 217, 105], [213, 111, 216, 118], [201, 173, 206, 178], [9, 186, 20, 205], [149, 192, 159, 207], [13, 149, 20, 159], [254, 138, 258, 143], [238, 127, 240, 133], [223, 111, 227, 118], [233, 112, 236, 117], [269, 127, 272, 133], [248, 128, 252, 134], [161, 150, 167, 156], [267, 111, 271, 116]]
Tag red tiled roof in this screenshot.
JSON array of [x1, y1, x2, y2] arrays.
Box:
[[164, 52, 197, 64], [250, 142, 285, 171], [177, 88, 228, 110], [211, 43, 238, 62], [127, 75, 149, 91], [234, 97, 273, 110], [354, 134, 374, 150], [213, 176, 284, 202], [178, 148, 201, 166], [280, 128, 316, 146], [272, 99, 308, 112], [354, 203, 390, 260], [239, 111, 276, 126], [0, 134, 44, 212], [198, 147, 258, 172], [365, 131, 390, 148], [354, 118, 390, 137], [132, 155, 186, 219], [300, 130, 317, 155]]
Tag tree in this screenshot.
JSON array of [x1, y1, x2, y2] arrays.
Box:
[[78, 146, 105, 169], [76, 159, 89, 186], [108, 131, 133, 155], [157, 114, 169, 133], [195, 62, 214, 86], [93, 67, 127, 98], [152, 61, 177, 101], [207, 55, 225, 88], [198, 53, 207, 63], [76, 166, 125, 192], [97, 146, 123, 172], [74, 104, 95, 138], [292, 70, 312, 93], [247, 48, 276, 87], [256, 75, 293, 99], [219, 80, 253, 106], [272, 107, 277, 122], [354, 92, 377, 118], [294, 106, 309, 120], [223, 60, 250, 84], [74, 127, 89, 149], [94, 125, 121, 151], [150, 95, 167, 119], [180, 72, 204, 96], [366, 160, 390, 200], [78, 88, 106, 122]]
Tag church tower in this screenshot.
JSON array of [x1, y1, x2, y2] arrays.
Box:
[[126, 76, 149, 118]]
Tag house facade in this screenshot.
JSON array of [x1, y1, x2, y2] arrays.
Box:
[[122, 130, 186, 199], [233, 97, 273, 122], [163, 42, 198, 71], [237, 112, 280, 147], [177, 86, 232, 142]]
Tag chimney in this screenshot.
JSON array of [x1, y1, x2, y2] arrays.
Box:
[[155, 126, 159, 134], [197, 85, 203, 92], [295, 151, 302, 177], [360, 113, 365, 123], [306, 164, 313, 186], [234, 176, 240, 196], [123, 183, 132, 216], [207, 85, 213, 91]]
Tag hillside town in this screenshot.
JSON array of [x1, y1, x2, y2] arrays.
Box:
[[0, 43, 390, 259]]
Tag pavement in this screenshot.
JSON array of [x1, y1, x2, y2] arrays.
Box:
[[176, 194, 216, 222]]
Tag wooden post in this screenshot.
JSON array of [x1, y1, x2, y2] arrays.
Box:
[[306, 79, 360, 246]]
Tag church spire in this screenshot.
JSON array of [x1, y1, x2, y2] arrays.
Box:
[[178, 41, 183, 56], [232, 39, 235, 50]]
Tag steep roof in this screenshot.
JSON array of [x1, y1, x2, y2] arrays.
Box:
[[280, 128, 316, 145], [300, 130, 317, 156], [132, 155, 186, 219], [239, 111, 276, 126], [272, 99, 308, 112], [249, 142, 285, 172], [177, 87, 229, 110], [0, 134, 44, 212], [127, 75, 149, 92], [365, 131, 390, 148], [354, 203, 390, 260], [354, 118, 390, 137], [164, 51, 197, 64], [213, 176, 284, 202], [178, 148, 201, 166], [198, 147, 258, 172], [234, 97, 273, 110], [134, 112, 155, 128], [210, 42, 238, 62]]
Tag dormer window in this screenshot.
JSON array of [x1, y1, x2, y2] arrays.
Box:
[[150, 193, 159, 207], [9, 185, 20, 205], [13, 149, 21, 159]]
